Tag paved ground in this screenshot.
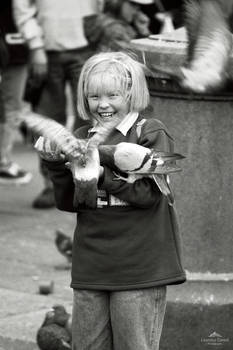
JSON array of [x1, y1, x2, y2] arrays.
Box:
[[0, 141, 75, 349]]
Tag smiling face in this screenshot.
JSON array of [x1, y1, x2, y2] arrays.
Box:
[[87, 71, 130, 124], [78, 52, 149, 122]]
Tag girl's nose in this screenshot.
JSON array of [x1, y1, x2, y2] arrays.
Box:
[[98, 98, 110, 109]]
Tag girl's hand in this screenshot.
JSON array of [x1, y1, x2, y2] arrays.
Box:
[[65, 148, 104, 180], [34, 136, 66, 161]]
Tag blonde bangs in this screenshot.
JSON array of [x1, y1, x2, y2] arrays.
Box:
[[85, 62, 131, 97], [77, 52, 150, 120]]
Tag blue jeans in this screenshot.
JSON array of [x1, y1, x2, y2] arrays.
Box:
[[72, 287, 167, 350]]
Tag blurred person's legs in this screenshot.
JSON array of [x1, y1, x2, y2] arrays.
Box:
[[0, 64, 32, 185], [33, 47, 91, 208]]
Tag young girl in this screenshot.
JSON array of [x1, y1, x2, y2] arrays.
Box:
[[37, 51, 186, 350]]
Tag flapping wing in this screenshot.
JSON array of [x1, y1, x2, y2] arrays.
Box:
[[187, 0, 232, 65], [149, 0, 233, 93], [131, 151, 185, 175], [22, 113, 87, 160], [184, 0, 202, 64]]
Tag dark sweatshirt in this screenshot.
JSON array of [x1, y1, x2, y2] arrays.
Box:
[[44, 115, 186, 290]]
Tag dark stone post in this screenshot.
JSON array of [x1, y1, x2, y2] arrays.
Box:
[[130, 30, 233, 350]]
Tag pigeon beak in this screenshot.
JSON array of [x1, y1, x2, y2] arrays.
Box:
[[48, 308, 55, 315]]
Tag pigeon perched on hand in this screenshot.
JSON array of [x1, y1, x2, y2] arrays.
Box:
[[37, 304, 72, 350], [22, 113, 122, 208], [21, 114, 184, 207]]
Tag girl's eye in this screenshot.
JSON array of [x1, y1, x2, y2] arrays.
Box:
[[109, 93, 120, 98], [88, 95, 98, 100]]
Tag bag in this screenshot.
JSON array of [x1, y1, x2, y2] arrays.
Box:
[[4, 33, 29, 65], [0, 31, 9, 68]]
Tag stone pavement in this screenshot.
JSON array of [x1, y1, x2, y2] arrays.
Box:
[[0, 142, 233, 350], [0, 142, 74, 350]]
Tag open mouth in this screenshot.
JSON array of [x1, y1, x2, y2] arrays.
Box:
[[98, 112, 114, 119]]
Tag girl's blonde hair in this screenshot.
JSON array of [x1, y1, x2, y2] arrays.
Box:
[[77, 51, 150, 120]]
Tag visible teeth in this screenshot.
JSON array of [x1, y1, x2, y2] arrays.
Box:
[[99, 113, 113, 118]]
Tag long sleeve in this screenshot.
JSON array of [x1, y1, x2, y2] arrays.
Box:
[[138, 117, 174, 152], [42, 160, 76, 212], [99, 118, 174, 208], [13, 0, 44, 49], [99, 166, 161, 208]]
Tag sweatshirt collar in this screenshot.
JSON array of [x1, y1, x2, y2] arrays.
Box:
[[116, 112, 139, 136], [89, 112, 139, 136]]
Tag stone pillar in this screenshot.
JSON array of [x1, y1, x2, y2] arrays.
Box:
[[130, 29, 233, 274], [147, 91, 233, 274], [130, 29, 233, 350]]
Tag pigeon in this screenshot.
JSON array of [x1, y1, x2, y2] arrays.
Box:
[[99, 142, 185, 204], [21, 112, 123, 208], [55, 230, 73, 264], [37, 304, 72, 350], [150, 0, 233, 93], [21, 114, 184, 206]]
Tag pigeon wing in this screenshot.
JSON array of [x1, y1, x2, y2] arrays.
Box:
[[185, 0, 232, 84]]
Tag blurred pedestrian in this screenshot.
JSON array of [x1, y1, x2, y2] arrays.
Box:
[[13, 0, 100, 208], [0, 0, 32, 185], [85, 0, 153, 52], [139, 0, 185, 34]]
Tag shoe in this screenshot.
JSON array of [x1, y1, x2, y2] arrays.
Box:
[[33, 187, 55, 209], [0, 162, 32, 185]]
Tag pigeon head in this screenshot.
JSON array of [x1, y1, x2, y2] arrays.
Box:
[[52, 305, 70, 327]]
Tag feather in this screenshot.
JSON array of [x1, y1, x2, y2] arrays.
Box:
[[22, 113, 123, 208], [113, 142, 152, 172], [136, 150, 185, 174], [22, 113, 87, 161], [152, 174, 174, 205], [183, 0, 201, 63], [100, 142, 185, 204], [21, 113, 95, 207], [100, 143, 185, 174], [22, 114, 184, 206], [150, 0, 233, 93], [69, 115, 124, 208]]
